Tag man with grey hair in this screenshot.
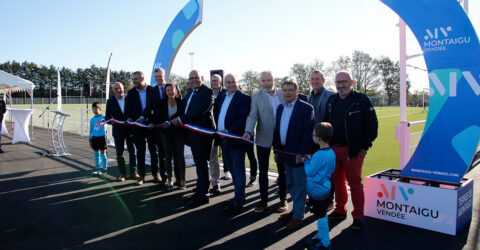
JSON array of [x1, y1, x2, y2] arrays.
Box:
[[273, 77, 314, 229], [209, 73, 227, 195], [324, 70, 378, 230], [243, 71, 287, 213]]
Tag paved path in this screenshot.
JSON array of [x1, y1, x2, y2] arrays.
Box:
[[0, 128, 478, 249]]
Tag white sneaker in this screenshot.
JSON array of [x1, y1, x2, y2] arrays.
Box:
[[224, 171, 232, 180], [92, 170, 100, 175]]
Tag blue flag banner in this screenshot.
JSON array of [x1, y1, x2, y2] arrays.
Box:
[[150, 0, 203, 86], [382, 0, 480, 183]]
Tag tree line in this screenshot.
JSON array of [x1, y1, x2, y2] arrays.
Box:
[[241, 51, 411, 106], [1, 50, 411, 106]]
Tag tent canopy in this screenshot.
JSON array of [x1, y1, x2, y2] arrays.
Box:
[[0, 70, 35, 94]]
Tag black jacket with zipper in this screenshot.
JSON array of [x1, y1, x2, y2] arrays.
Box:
[[324, 90, 378, 158]]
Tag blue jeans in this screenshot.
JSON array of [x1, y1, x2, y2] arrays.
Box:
[[221, 139, 246, 205], [285, 162, 307, 220]]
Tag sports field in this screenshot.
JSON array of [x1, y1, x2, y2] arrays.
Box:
[[5, 104, 428, 178]]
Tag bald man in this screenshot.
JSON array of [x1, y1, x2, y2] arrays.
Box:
[[171, 70, 216, 207], [105, 82, 137, 181]]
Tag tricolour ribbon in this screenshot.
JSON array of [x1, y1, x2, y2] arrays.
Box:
[[98, 119, 308, 158]]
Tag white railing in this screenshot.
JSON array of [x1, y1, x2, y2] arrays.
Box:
[[409, 120, 426, 156]]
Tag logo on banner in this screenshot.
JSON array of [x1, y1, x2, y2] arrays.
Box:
[[423, 26, 471, 52], [375, 184, 439, 220], [377, 183, 414, 202]]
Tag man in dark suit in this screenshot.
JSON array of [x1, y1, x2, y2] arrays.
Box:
[[273, 77, 314, 230], [138, 67, 168, 185], [0, 96, 6, 153], [215, 74, 251, 212], [171, 70, 215, 207], [125, 71, 158, 185], [105, 82, 137, 181]]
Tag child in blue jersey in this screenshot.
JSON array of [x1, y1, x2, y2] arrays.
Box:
[[89, 102, 108, 175], [304, 122, 336, 250]]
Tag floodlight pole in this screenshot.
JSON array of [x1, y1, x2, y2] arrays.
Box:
[[189, 52, 195, 70]]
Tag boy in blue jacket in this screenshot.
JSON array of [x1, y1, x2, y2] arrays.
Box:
[[304, 122, 336, 250], [89, 102, 108, 175]]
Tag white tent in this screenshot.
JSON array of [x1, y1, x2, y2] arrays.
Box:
[[0, 70, 35, 136], [0, 70, 35, 97]]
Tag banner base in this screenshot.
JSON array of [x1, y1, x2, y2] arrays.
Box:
[[365, 169, 473, 235]]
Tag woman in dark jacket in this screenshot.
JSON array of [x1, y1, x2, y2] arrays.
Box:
[[159, 83, 186, 190]]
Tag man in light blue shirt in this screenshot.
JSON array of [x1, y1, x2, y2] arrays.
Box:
[[273, 77, 314, 230]]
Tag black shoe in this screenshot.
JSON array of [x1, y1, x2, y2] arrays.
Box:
[[187, 196, 209, 208], [224, 202, 244, 213], [246, 179, 256, 187], [328, 212, 347, 220], [350, 219, 364, 231], [209, 185, 222, 195], [0, 149, 4, 153]]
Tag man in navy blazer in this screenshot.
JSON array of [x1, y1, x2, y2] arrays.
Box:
[[105, 82, 137, 181], [215, 74, 251, 212], [273, 77, 314, 229], [171, 70, 215, 207], [125, 71, 158, 185], [139, 67, 169, 185]]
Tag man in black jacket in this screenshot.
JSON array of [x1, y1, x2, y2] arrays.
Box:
[[105, 82, 137, 181], [324, 71, 378, 231], [171, 70, 215, 207]]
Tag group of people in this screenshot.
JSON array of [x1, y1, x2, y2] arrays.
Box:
[[88, 68, 378, 250]]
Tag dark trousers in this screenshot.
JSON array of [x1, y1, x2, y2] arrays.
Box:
[[221, 139, 246, 204], [246, 144, 258, 180], [189, 132, 213, 197], [133, 127, 158, 178], [113, 131, 136, 176], [276, 153, 288, 203], [154, 127, 167, 181], [161, 127, 186, 182], [257, 146, 271, 203]]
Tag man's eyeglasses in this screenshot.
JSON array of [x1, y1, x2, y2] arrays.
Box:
[[225, 81, 236, 84], [189, 77, 200, 81], [261, 79, 273, 83], [335, 80, 349, 84]]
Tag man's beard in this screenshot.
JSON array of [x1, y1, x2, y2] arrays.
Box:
[[263, 86, 274, 92]]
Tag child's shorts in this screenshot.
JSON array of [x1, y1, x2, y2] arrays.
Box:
[[309, 198, 332, 219], [90, 136, 107, 151]]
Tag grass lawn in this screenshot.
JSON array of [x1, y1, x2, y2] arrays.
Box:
[[250, 106, 428, 178], [8, 104, 428, 178]]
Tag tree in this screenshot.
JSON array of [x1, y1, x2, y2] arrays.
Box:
[[169, 73, 188, 97], [377, 56, 400, 106], [289, 59, 325, 94], [350, 51, 380, 94], [240, 70, 259, 95], [326, 55, 351, 89]]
